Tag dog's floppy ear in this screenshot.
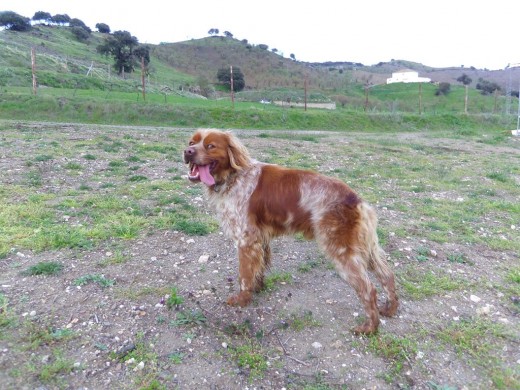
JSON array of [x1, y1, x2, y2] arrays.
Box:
[[226, 133, 251, 170]]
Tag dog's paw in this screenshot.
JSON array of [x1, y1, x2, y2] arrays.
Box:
[[226, 292, 252, 307], [378, 300, 399, 317], [352, 321, 379, 335]]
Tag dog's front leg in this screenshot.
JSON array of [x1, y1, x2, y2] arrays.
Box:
[[227, 242, 264, 307]]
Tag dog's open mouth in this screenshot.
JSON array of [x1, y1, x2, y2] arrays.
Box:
[[188, 162, 216, 186]]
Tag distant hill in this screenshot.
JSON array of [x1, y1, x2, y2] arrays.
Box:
[[1, 23, 519, 96]]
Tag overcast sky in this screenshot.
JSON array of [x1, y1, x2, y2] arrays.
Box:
[[2, 0, 518, 70]]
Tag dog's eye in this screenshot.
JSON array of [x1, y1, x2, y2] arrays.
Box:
[[189, 141, 195, 146], [207, 144, 215, 150]]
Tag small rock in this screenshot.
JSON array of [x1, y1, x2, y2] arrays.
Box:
[[476, 305, 491, 316], [29, 311, 36, 317], [470, 294, 481, 303], [133, 361, 144, 371], [186, 239, 195, 244], [222, 342, 228, 349], [416, 351, 424, 360], [125, 358, 135, 366], [198, 255, 209, 263], [73, 362, 81, 368], [430, 250, 437, 257], [312, 342, 322, 349], [41, 355, 50, 363]]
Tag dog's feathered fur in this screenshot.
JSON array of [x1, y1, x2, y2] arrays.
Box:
[[184, 129, 398, 334]]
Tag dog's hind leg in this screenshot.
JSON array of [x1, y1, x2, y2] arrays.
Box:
[[369, 250, 399, 317], [333, 254, 380, 335], [227, 241, 266, 307]]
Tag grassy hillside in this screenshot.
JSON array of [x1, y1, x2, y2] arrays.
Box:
[[0, 24, 518, 132]]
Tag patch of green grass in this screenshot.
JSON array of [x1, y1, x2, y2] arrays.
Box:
[[139, 379, 167, 390], [447, 252, 472, 265], [0, 293, 17, 333], [228, 341, 268, 380], [170, 310, 207, 327], [37, 349, 75, 384], [224, 319, 254, 337], [286, 310, 321, 331], [297, 259, 320, 273], [128, 175, 148, 182], [26, 170, 42, 186], [73, 274, 115, 288], [108, 160, 126, 168], [23, 322, 75, 350], [168, 351, 184, 364], [436, 318, 518, 389], [416, 246, 430, 262], [34, 154, 53, 162], [83, 154, 96, 160], [170, 215, 217, 235], [64, 162, 82, 170], [264, 271, 293, 291], [22, 261, 63, 276], [398, 268, 467, 299], [368, 333, 418, 383], [166, 287, 184, 309], [486, 171, 509, 183], [98, 250, 129, 267]]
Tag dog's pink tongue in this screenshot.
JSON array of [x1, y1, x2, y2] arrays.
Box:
[[198, 165, 215, 186]]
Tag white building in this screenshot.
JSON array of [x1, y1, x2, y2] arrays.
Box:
[[387, 69, 431, 84]]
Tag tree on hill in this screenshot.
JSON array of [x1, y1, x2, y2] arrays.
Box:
[[435, 82, 451, 96], [208, 28, 219, 36], [97, 30, 147, 76], [290, 53, 296, 61], [475, 78, 501, 95], [224, 31, 233, 38], [0, 11, 32, 31], [217, 67, 245, 92], [96, 23, 110, 34], [69, 18, 91, 42], [32, 11, 52, 24], [51, 14, 71, 25], [70, 18, 91, 32], [456, 73, 472, 114]]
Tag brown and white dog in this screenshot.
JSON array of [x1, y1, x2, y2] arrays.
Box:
[[183, 129, 398, 334]]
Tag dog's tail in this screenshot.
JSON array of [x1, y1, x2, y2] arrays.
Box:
[[358, 202, 399, 316], [358, 203, 392, 278]]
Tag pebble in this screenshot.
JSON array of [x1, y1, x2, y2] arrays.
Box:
[[222, 342, 228, 349], [476, 305, 491, 316], [198, 255, 209, 263], [312, 342, 322, 349], [470, 295, 481, 303], [125, 358, 135, 366], [133, 361, 144, 371]]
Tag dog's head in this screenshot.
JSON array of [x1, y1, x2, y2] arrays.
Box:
[[183, 129, 251, 186]]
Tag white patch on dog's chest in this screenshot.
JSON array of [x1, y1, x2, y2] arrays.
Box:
[[207, 164, 262, 243]]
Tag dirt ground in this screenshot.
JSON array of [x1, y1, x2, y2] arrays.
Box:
[[0, 122, 518, 389]]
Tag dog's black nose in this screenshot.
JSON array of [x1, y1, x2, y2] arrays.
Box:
[[184, 146, 196, 163]]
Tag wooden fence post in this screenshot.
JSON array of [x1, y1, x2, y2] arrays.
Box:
[[31, 48, 37, 95]]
